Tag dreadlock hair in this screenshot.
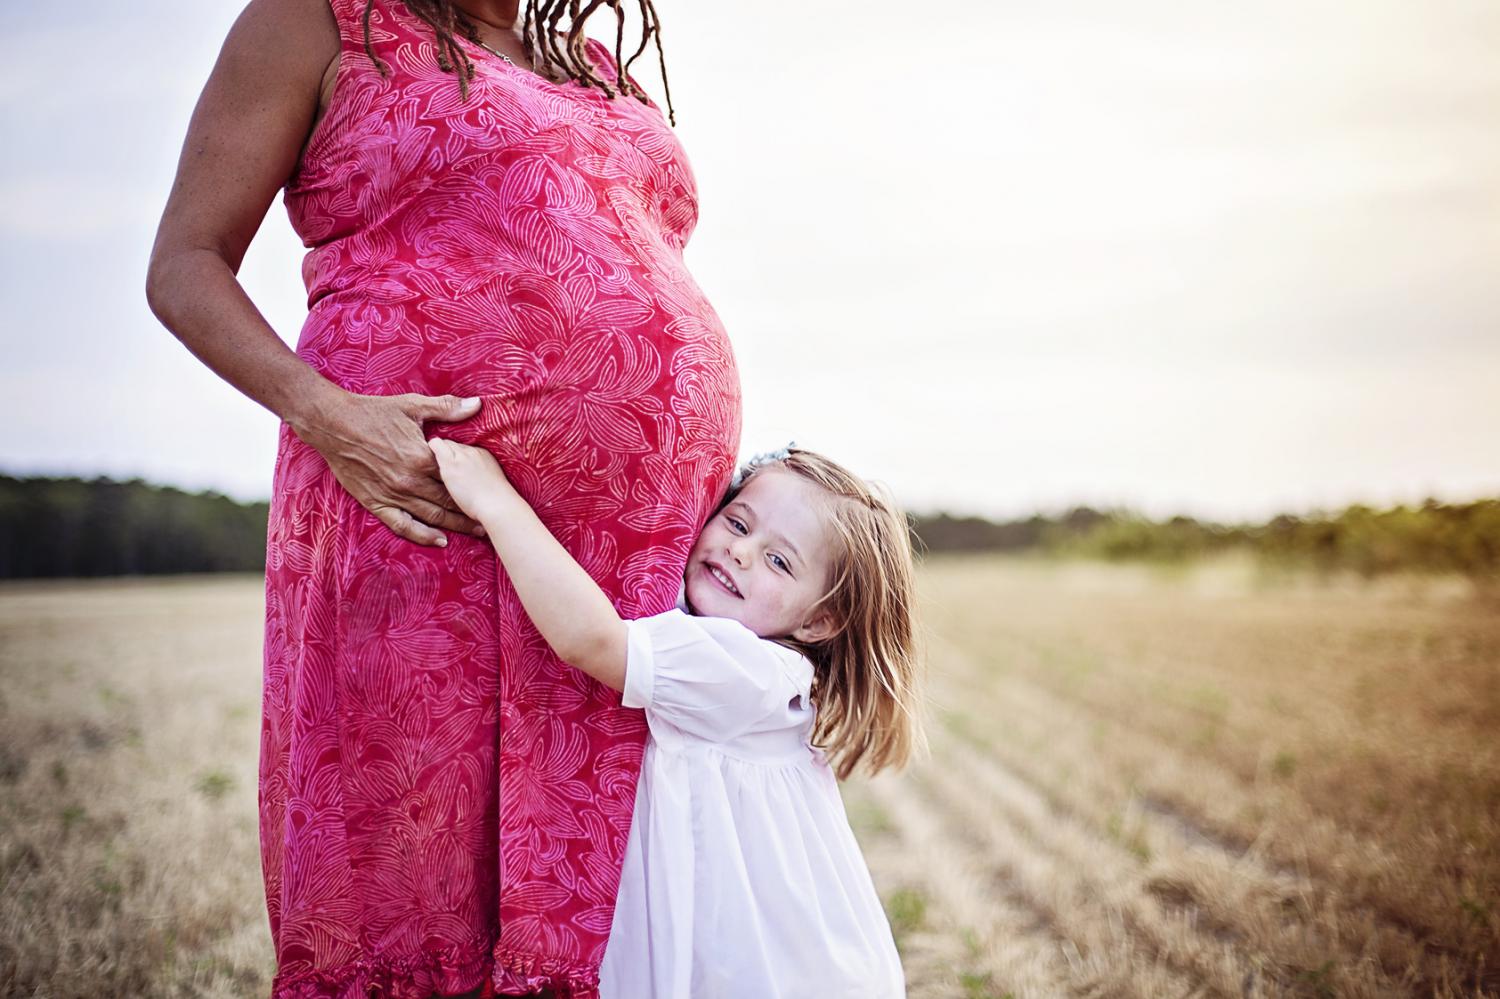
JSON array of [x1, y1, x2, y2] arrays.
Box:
[[718, 448, 928, 781], [362, 0, 676, 124]]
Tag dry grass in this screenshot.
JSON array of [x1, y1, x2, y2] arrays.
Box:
[[2, 558, 1497, 996], [0, 576, 272, 997], [847, 554, 1500, 998]]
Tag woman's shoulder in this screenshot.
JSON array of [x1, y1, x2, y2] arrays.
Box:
[[218, 0, 343, 91]]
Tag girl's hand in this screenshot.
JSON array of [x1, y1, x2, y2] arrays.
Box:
[[428, 438, 513, 527]]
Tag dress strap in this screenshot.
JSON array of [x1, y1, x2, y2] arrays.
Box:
[[325, 0, 403, 54]]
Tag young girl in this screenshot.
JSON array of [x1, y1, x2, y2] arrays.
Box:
[[430, 439, 922, 998]]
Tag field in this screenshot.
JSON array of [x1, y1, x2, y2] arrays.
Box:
[[2, 559, 1497, 997]]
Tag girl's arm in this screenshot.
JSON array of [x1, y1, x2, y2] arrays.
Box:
[[429, 439, 628, 691]]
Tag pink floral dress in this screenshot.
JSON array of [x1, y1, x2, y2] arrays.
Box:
[[261, 1, 741, 995]]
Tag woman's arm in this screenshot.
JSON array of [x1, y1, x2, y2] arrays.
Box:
[[429, 439, 628, 691], [145, 0, 483, 547]]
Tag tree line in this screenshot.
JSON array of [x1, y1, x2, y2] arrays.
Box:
[[1, 474, 1496, 580], [0, 475, 270, 578], [917, 500, 1500, 578]]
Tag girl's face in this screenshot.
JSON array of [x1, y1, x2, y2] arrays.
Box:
[[684, 466, 838, 642]]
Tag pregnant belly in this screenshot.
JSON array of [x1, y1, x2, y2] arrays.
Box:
[[293, 284, 742, 577], [298, 269, 738, 427]]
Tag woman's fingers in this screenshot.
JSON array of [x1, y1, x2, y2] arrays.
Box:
[[369, 502, 448, 548], [411, 447, 487, 533], [365, 474, 482, 544], [401, 487, 483, 536], [399, 393, 481, 424]]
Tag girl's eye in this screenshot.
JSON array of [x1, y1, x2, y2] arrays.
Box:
[[769, 554, 790, 573], [726, 516, 747, 534]]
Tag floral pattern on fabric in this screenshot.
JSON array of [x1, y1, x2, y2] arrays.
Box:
[[261, 1, 741, 995]]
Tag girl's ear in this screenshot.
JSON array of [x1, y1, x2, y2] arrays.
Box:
[[792, 610, 836, 645]]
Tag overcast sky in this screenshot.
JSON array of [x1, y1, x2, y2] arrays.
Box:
[[1, 1, 1497, 520]]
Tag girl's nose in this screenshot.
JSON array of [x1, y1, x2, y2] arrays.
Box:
[[727, 538, 750, 566]]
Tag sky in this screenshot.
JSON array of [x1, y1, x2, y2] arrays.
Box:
[[1, 1, 1497, 520]]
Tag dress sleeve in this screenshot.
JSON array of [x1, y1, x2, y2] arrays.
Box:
[[622, 610, 792, 744]]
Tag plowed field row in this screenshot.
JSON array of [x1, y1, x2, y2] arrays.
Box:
[[843, 556, 1499, 998]]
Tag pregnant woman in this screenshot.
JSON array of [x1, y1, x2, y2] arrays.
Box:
[[146, 1, 740, 995]]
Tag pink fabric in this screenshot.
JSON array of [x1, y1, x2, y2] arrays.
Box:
[[261, 1, 740, 995]]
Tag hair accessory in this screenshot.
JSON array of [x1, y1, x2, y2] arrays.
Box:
[[730, 440, 796, 489]]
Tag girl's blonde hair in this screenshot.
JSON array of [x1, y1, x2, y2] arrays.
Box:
[[723, 447, 926, 780]]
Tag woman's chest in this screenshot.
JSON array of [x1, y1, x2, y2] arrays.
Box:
[[291, 40, 697, 228]]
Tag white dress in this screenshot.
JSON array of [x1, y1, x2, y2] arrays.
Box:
[[597, 605, 906, 999]]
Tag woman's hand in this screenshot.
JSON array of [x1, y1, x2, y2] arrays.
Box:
[[293, 391, 487, 547], [428, 437, 515, 528]]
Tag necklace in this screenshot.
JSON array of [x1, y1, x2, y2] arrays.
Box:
[[473, 33, 566, 84], [472, 35, 518, 67]]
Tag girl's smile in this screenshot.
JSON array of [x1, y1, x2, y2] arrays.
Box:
[[684, 466, 837, 643], [703, 561, 742, 597]]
